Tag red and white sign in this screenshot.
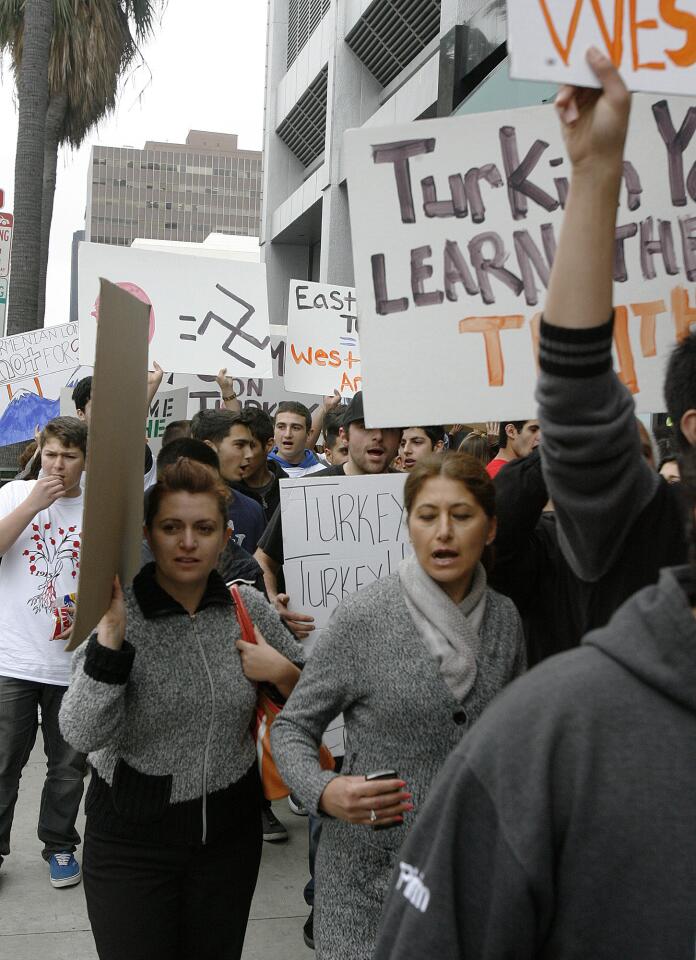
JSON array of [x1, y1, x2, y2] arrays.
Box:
[[0, 189, 5, 209], [0, 213, 13, 279]]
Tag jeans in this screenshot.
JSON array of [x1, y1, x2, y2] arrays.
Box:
[[0, 675, 86, 862], [83, 816, 262, 960]]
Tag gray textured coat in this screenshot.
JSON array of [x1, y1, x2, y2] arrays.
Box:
[[60, 581, 303, 841], [271, 573, 525, 960]]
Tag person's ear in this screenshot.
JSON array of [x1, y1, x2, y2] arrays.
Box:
[[339, 425, 348, 440], [434, 440, 445, 453], [265, 438, 274, 455], [203, 439, 218, 452], [679, 409, 696, 447], [505, 424, 516, 441], [486, 516, 498, 545]]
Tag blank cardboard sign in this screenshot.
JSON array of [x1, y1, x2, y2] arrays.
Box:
[[67, 279, 149, 650]]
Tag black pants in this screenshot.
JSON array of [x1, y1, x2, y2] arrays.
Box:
[[83, 814, 262, 960], [0, 675, 85, 862]]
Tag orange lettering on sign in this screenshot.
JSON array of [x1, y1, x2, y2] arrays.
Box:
[[671, 286, 696, 341], [529, 312, 542, 373], [613, 306, 639, 393], [629, 0, 666, 69], [537, 0, 625, 65], [660, 0, 696, 66], [630, 299, 666, 357], [458, 315, 525, 387]]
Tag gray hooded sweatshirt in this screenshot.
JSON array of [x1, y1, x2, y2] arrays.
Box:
[[374, 566, 696, 960]]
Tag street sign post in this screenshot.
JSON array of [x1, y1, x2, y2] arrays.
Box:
[[0, 279, 7, 336], [0, 213, 13, 279], [0, 280, 10, 337]]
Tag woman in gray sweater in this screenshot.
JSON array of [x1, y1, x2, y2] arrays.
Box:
[[59, 458, 304, 960], [271, 451, 526, 960]]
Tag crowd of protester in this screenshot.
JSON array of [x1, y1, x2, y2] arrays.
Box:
[[0, 51, 695, 960]]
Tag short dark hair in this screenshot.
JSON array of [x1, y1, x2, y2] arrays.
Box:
[[190, 408, 250, 445], [405, 425, 445, 448], [71, 377, 92, 414], [157, 437, 220, 476], [664, 332, 696, 452], [146, 458, 230, 529], [275, 401, 311, 432], [244, 408, 274, 447], [323, 410, 345, 450], [41, 416, 87, 456], [162, 420, 191, 447], [498, 421, 527, 449]]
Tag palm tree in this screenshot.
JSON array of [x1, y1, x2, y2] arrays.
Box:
[[0, 0, 155, 333], [1, 0, 53, 335]]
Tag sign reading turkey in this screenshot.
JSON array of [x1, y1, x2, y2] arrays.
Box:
[[508, 0, 696, 96]]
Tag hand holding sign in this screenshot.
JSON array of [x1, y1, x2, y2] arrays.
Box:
[[556, 47, 632, 171]]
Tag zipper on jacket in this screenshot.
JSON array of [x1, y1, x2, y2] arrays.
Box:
[[192, 614, 216, 845]]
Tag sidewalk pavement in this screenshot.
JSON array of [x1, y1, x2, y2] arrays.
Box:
[[0, 741, 314, 960]]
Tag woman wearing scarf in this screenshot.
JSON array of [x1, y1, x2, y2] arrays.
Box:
[[271, 451, 525, 960]]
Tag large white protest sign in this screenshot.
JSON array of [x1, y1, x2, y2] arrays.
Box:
[[281, 472, 412, 752], [345, 94, 696, 427], [169, 333, 322, 420], [508, 1, 696, 96], [0, 323, 81, 445], [285, 280, 362, 397], [78, 242, 272, 377]]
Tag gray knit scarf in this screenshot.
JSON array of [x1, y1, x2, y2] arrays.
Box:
[[399, 555, 488, 703]]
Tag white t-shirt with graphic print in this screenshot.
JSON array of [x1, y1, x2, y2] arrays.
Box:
[[0, 480, 83, 686]]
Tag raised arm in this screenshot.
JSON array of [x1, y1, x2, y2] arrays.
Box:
[[215, 368, 242, 413], [307, 391, 341, 451], [537, 49, 657, 581], [59, 580, 132, 754]]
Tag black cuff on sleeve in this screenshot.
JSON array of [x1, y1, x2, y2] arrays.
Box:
[[539, 313, 614, 378], [84, 635, 135, 685]]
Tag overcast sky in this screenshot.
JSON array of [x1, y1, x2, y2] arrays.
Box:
[[0, 0, 267, 328]]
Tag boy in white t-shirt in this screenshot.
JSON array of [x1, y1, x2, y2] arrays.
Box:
[[0, 417, 87, 888]]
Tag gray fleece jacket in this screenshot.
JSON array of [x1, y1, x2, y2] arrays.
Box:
[[59, 565, 303, 843], [271, 572, 525, 826]]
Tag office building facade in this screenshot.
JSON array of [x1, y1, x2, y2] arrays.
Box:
[[86, 130, 262, 247], [260, 0, 555, 323]]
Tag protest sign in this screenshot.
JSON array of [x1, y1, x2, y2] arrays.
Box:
[[68, 280, 149, 650], [61, 383, 188, 459], [0, 323, 80, 445], [281, 472, 411, 751], [78, 241, 272, 377], [345, 94, 696, 426], [170, 333, 321, 420], [508, 0, 696, 96], [285, 280, 362, 397]]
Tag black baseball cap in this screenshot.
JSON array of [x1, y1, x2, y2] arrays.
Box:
[[341, 391, 365, 428]]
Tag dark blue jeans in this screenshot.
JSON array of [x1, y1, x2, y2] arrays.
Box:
[[0, 675, 86, 863]]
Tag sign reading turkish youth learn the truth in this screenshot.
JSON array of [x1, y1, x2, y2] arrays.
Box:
[[508, 0, 696, 96], [345, 94, 696, 427], [78, 242, 272, 377], [285, 280, 362, 397]]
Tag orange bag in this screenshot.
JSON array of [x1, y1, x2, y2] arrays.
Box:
[[231, 585, 335, 801]]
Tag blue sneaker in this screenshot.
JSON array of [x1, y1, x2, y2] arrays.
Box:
[[48, 852, 81, 888]]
